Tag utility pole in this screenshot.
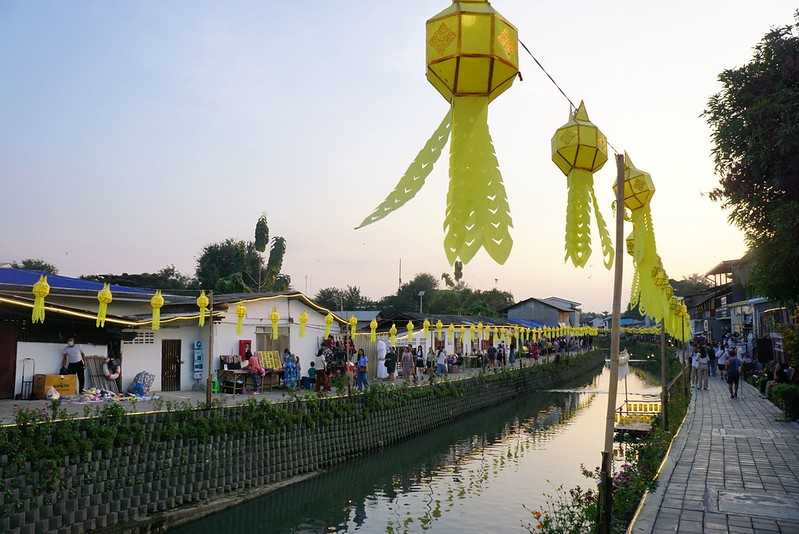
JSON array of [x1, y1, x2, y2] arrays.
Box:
[[598, 153, 625, 534], [206, 290, 215, 408], [660, 321, 668, 431]]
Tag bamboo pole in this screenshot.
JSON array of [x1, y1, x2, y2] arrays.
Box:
[[598, 153, 626, 534], [206, 290, 215, 408]]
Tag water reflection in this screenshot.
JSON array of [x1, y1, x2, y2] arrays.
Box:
[[174, 365, 660, 534]]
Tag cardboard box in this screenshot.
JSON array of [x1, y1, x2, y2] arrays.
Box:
[[32, 374, 78, 399]]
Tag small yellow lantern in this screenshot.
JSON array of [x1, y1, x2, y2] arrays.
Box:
[[370, 319, 378, 343], [96, 283, 112, 328], [150, 290, 164, 331], [477, 321, 484, 339], [407, 320, 415, 343], [422, 319, 431, 337], [196, 291, 209, 327], [447, 323, 455, 342], [349, 315, 358, 338], [389, 323, 398, 346], [324, 312, 334, 338], [270, 308, 279, 340], [236, 302, 247, 336], [31, 275, 50, 324], [552, 101, 613, 269], [436, 320, 444, 340], [299, 311, 309, 338]]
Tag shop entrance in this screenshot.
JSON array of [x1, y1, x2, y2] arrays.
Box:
[[161, 339, 182, 391], [0, 326, 16, 399]]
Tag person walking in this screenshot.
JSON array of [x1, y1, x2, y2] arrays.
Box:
[[707, 344, 717, 377], [691, 349, 700, 387], [716, 344, 727, 380], [62, 337, 86, 393], [401, 345, 415, 383], [697, 349, 710, 390], [726, 349, 742, 399]]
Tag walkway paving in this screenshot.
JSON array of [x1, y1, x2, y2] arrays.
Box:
[[631, 374, 799, 534]]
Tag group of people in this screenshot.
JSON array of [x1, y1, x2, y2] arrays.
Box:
[[690, 337, 744, 399]]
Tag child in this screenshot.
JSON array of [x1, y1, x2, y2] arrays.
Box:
[[306, 361, 316, 389]]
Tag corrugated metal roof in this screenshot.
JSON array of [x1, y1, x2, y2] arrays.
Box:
[[0, 268, 150, 295]]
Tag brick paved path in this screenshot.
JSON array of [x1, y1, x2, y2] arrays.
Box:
[[631, 374, 799, 534]]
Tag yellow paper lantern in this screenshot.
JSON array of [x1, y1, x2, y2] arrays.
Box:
[[31, 275, 49, 324], [422, 319, 431, 338], [150, 290, 164, 331], [447, 323, 455, 342], [358, 0, 518, 265], [436, 320, 444, 340], [324, 312, 334, 338], [477, 321, 484, 339], [389, 323, 398, 346], [370, 319, 378, 343], [95, 283, 112, 328], [270, 308, 280, 340], [614, 153, 679, 331], [349, 315, 358, 338], [236, 302, 247, 336], [407, 320, 415, 343], [299, 311, 309, 338], [552, 101, 613, 269], [196, 291, 209, 327], [459, 324, 466, 339]]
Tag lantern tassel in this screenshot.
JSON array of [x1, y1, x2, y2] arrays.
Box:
[[564, 169, 594, 267], [357, 110, 451, 229], [590, 188, 614, 269], [445, 96, 512, 264]]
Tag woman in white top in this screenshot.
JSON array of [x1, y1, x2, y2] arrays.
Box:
[[697, 350, 710, 390], [716, 346, 727, 380], [691, 351, 700, 386]]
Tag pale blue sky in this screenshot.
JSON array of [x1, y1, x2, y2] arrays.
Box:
[[1, 1, 792, 310]]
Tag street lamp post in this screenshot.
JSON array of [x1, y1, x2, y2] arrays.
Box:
[[418, 290, 425, 314]]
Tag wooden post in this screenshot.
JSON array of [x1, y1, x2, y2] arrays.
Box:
[[598, 153, 626, 534], [206, 290, 215, 408], [682, 315, 688, 397], [660, 322, 668, 431]]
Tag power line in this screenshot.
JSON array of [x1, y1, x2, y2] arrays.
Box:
[[518, 38, 620, 155]]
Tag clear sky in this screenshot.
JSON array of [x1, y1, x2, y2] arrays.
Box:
[[1, 1, 792, 311]]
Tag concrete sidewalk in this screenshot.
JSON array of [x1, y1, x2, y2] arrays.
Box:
[[631, 374, 799, 534], [1, 356, 566, 424]]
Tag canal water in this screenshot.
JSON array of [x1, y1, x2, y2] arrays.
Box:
[[174, 363, 660, 534]]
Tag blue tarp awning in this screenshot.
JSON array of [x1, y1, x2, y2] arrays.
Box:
[[0, 268, 150, 294], [507, 318, 548, 328]]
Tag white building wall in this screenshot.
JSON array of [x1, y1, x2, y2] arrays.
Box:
[[14, 341, 108, 397], [119, 296, 341, 392]]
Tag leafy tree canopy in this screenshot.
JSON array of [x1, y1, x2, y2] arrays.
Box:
[[705, 11, 799, 302], [82, 265, 197, 290], [12, 258, 58, 274]]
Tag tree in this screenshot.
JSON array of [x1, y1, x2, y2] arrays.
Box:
[[196, 215, 291, 292], [704, 12, 799, 301], [12, 258, 58, 274], [441, 273, 455, 289], [196, 239, 262, 290], [82, 265, 197, 290], [315, 287, 343, 311]]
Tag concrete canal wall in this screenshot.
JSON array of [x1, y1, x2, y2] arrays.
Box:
[[1, 351, 604, 533]]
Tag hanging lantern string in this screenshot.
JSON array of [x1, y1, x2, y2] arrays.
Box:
[[518, 38, 620, 155]]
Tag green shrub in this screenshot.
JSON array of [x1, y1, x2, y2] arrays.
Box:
[[769, 384, 799, 420]]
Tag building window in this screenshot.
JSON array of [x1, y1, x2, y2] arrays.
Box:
[[256, 327, 289, 354], [123, 331, 154, 345]]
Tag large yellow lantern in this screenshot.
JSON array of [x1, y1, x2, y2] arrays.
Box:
[[358, 0, 519, 265], [552, 102, 613, 269], [298, 311, 309, 338], [236, 302, 247, 336]]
